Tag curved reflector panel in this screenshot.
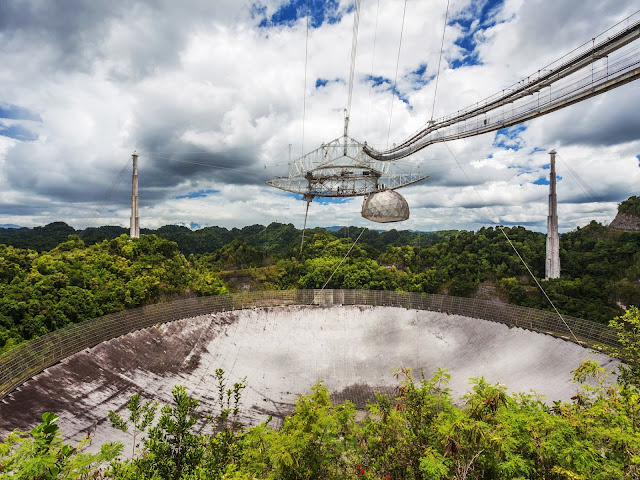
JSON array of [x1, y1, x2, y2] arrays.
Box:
[[361, 190, 409, 223]]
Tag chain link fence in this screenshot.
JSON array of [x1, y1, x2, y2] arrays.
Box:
[[0, 289, 620, 400]]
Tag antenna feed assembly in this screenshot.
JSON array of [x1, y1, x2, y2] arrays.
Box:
[[267, 136, 427, 223]]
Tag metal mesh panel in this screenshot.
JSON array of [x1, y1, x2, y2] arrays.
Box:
[[0, 290, 620, 400]]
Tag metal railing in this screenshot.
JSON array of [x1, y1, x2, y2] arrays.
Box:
[[0, 289, 620, 400]]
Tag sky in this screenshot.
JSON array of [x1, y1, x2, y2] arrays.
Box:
[[0, 0, 639, 233]]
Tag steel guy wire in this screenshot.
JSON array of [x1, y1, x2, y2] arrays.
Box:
[[364, 0, 381, 140], [439, 133, 582, 345], [386, 0, 408, 149], [430, 0, 451, 122]]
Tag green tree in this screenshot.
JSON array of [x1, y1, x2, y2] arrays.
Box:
[[139, 386, 204, 480], [235, 382, 357, 480], [109, 393, 158, 458], [0, 412, 121, 479], [609, 306, 640, 389]]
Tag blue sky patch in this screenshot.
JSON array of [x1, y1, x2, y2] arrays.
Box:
[[413, 64, 427, 77], [511, 165, 533, 174], [175, 189, 220, 199], [366, 75, 391, 88], [533, 176, 549, 186], [256, 0, 342, 29], [0, 124, 38, 141], [406, 64, 435, 89], [0, 104, 41, 122], [313, 196, 352, 205], [365, 75, 410, 107], [315, 78, 342, 89], [533, 175, 561, 185], [493, 124, 526, 150], [450, 53, 480, 69], [287, 192, 352, 204], [637, 154, 640, 167], [449, 0, 504, 69]]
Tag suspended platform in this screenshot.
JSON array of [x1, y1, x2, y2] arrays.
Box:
[[266, 135, 428, 198]]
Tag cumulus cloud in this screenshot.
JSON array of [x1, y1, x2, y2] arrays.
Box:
[[0, 0, 638, 233]]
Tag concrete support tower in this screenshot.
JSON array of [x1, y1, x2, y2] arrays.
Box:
[[130, 151, 140, 239], [545, 150, 560, 280]]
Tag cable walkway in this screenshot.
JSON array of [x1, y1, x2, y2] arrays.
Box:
[[365, 13, 640, 160]]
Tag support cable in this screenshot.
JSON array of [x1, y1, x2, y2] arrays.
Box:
[[555, 153, 617, 221], [386, 0, 408, 148], [300, 199, 311, 254], [439, 132, 500, 224], [322, 227, 367, 290], [343, 0, 362, 153], [301, 0, 311, 158], [498, 227, 582, 346], [346, 0, 362, 123], [364, 0, 381, 139], [366, 11, 640, 160], [142, 154, 269, 176], [77, 156, 131, 234], [430, 0, 451, 121], [264, 229, 367, 361], [440, 137, 582, 345]]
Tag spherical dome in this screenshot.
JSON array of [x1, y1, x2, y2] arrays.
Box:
[[361, 190, 410, 223]]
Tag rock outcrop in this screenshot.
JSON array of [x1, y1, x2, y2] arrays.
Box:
[[610, 196, 640, 231], [609, 212, 640, 231]]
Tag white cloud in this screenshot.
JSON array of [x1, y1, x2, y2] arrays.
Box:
[[0, 0, 638, 234]]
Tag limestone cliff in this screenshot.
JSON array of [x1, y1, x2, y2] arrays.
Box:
[[610, 195, 640, 231], [610, 212, 640, 231]]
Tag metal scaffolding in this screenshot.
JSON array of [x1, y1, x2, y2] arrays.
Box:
[[267, 135, 428, 197]]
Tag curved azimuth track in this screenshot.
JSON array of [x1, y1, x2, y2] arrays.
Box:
[[364, 13, 640, 161], [266, 135, 428, 198]]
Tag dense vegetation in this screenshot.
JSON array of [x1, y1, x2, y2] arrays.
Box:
[[0, 222, 458, 256], [2, 307, 640, 479], [1, 196, 639, 351], [618, 195, 640, 216], [0, 235, 226, 352]]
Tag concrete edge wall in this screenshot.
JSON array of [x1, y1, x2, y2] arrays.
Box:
[[0, 289, 620, 400]]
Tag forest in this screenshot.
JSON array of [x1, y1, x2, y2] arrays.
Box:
[[1, 198, 640, 353]]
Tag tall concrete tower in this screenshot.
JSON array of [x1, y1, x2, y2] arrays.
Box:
[[545, 150, 560, 280], [130, 151, 140, 239]]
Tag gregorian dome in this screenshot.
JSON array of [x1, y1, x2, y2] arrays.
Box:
[[361, 189, 410, 223]]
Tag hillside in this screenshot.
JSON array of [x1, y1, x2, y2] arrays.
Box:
[[0, 222, 459, 255], [2, 201, 640, 353]]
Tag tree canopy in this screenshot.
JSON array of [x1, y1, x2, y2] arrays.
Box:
[[2, 207, 640, 351], [0, 235, 226, 352]]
